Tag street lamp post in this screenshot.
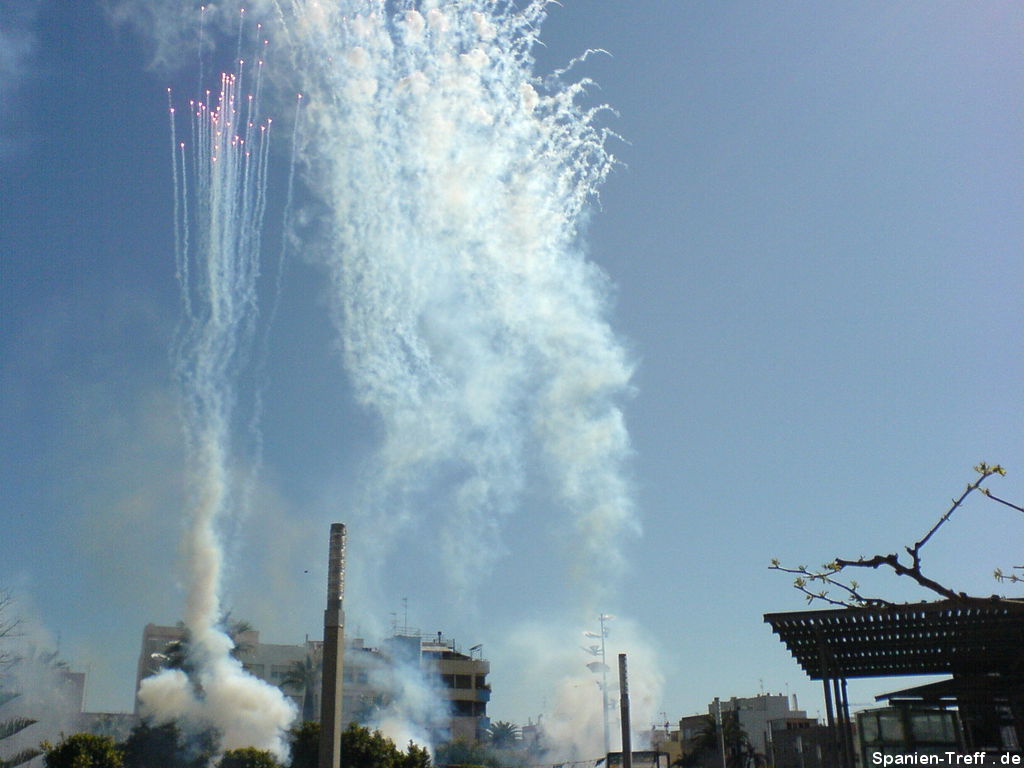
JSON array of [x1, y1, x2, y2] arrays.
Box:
[[584, 613, 614, 757], [714, 697, 728, 768]]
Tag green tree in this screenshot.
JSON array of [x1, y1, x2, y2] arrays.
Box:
[[339, 723, 431, 768], [43, 733, 123, 768], [403, 741, 431, 768], [216, 748, 281, 768], [287, 721, 319, 768], [433, 739, 498, 768], [119, 721, 216, 768], [120, 722, 178, 768]]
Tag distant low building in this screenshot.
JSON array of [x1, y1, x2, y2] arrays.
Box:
[[649, 725, 680, 766], [653, 693, 816, 768], [718, 693, 808, 756], [135, 623, 490, 741], [769, 720, 836, 768]]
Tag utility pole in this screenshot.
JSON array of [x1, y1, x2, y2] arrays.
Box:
[[619, 654, 632, 768]]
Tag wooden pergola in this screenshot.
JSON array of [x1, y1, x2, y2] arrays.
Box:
[[765, 599, 1024, 765]]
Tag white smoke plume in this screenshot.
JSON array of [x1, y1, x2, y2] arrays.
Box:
[[138, 46, 296, 757], [138, 653, 296, 755], [367, 657, 439, 752], [499, 616, 664, 763], [275, 0, 637, 604]]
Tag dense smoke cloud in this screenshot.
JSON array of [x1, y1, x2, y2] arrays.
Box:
[[497, 617, 664, 762], [138, 652, 297, 755], [109, 0, 647, 753]]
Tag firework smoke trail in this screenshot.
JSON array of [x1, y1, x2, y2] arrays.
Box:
[[280, 0, 637, 603], [138, 59, 296, 756], [276, 5, 651, 748]]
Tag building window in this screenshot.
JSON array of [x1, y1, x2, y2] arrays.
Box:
[[270, 665, 290, 680]]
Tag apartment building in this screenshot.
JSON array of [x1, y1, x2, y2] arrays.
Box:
[[135, 623, 489, 741]]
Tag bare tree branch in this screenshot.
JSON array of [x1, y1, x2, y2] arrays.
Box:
[[769, 561, 895, 607], [911, 463, 1004, 556], [832, 554, 960, 602], [0, 590, 21, 669], [983, 490, 1024, 514], [770, 463, 1021, 608]]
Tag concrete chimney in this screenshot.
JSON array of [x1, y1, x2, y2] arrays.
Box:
[[319, 523, 346, 768], [619, 653, 632, 768]]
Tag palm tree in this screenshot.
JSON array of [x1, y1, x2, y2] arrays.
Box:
[[486, 721, 520, 750], [163, 617, 256, 673], [0, 594, 37, 768], [279, 653, 320, 722], [1, 647, 72, 768], [0, 704, 40, 768], [224, 616, 257, 659]]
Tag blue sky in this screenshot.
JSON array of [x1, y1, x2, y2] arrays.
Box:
[[2, 0, 1022, 738]]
